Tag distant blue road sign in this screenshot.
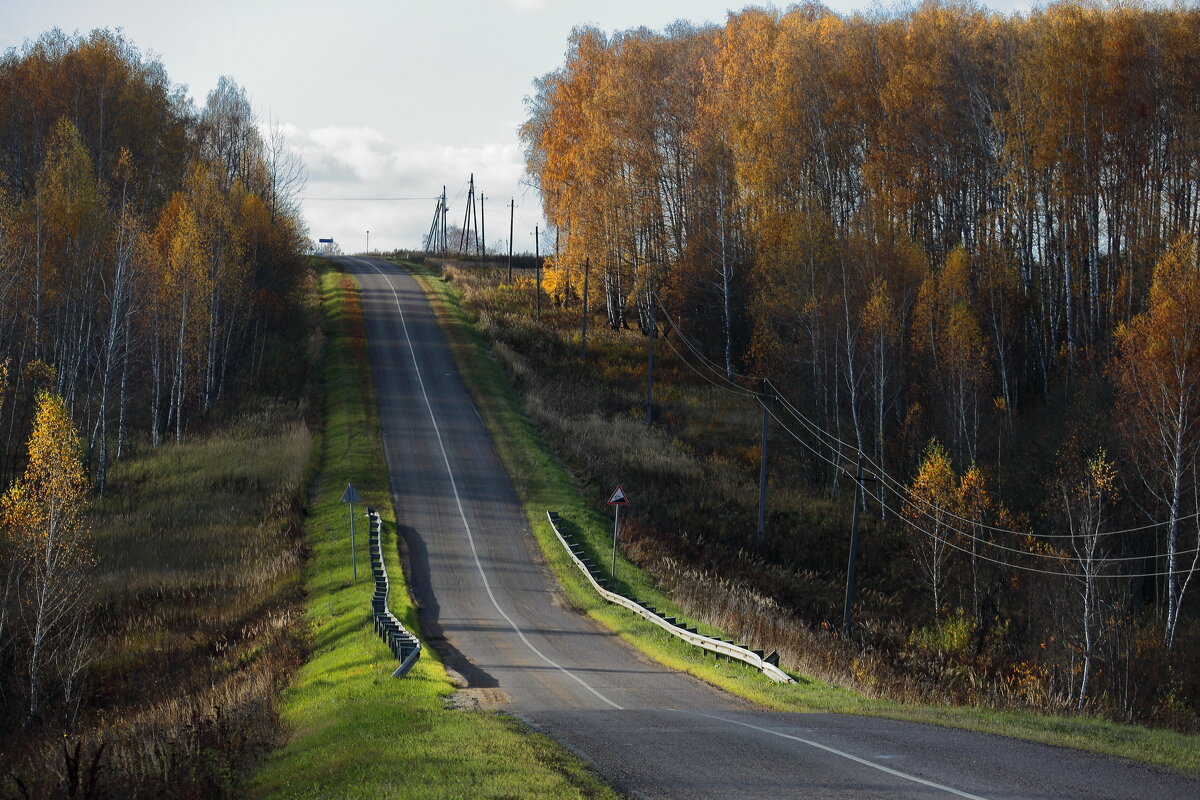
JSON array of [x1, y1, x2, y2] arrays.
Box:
[[319, 237, 334, 243]]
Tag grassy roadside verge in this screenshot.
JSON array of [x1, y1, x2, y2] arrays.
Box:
[[3, 271, 319, 797], [248, 261, 619, 799], [402, 259, 1200, 777]]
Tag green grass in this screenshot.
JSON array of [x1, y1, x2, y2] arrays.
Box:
[[402, 258, 1200, 778], [248, 262, 619, 800]]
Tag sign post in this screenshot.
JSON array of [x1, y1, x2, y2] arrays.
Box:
[[607, 486, 629, 581], [341, 483, 364, 580]]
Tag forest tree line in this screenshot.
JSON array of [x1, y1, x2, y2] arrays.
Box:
[[522, 1, 1200, 713], [0, 29, 307, 490], [0, 29, 307, 731]]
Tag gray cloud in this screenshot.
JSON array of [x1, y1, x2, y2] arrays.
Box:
[[290, 124, 537, 252]]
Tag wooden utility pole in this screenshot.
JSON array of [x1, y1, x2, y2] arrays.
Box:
[[756, 379, 771, 553], [535, 225, 541, 321], [508, 197, 514, 283], [480, 194, 486, 259], [441, 186, 448, 257], [581, 255, 590, 359], [472, 177, 480, 257], [458, 173, 478, 256], [427, 195, 441, 254], [843, 454, 867, 639], [646, 272, 655, 426], [458, 175, 469, 253]]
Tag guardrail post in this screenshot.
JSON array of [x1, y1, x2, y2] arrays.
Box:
[[546, 509, 792, 684], [364, 506, 421, 678]]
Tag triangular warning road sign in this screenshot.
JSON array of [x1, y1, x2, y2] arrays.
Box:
[[608, 486, 629, 505], [341, 483, 364, 504]]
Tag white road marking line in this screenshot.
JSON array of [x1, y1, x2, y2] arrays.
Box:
[[357, 258, 623, 711], [674, 710, 991, 800]]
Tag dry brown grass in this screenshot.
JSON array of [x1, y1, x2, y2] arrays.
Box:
[[0, 275, 321, 798], [432, 259, 1169, 724], [0, 405, 313, 800]]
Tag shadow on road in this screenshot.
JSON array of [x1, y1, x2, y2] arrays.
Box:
[[398, 520, 500, 688]]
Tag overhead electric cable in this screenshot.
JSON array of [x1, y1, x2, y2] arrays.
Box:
[[301, 196, 438, 201], [660, 302, 1200, 554], [662, 305, 1196, 541]]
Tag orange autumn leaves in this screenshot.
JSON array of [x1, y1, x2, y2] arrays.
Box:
[[0, 31, 308, 490], [1113, 234, 1200, 648], [903, 440, 1007, 624]]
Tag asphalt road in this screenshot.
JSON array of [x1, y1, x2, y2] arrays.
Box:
[[342, 256, 1200, 800]]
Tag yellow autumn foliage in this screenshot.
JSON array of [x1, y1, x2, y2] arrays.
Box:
[[1, 391, 89, 551]]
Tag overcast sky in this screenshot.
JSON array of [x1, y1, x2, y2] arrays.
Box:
[[2, 0, 1034, 253]]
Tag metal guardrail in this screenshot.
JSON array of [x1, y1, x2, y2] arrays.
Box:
[[545, 511, 793, 684], [367, 507, 421, 677]]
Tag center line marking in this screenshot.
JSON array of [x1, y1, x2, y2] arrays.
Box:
[[672, 710, 991, 800], [359, 258, 623, 711]]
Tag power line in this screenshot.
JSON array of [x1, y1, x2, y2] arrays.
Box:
[[862, 481, 1200, 580], [757, 386, 1200, 576], [662, 305, 1199, 541], [449, 179, 470, 208], [768, 391, 1200, 542], [301, 196, 439, 201], [658, 305, 759, 391], [658, 305, 1200, 568], [659, 330, 758, 399]]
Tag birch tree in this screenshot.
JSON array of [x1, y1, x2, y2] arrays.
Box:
[[905, 439, 957, 624], [0, 391, 91, 728], [1114, 233, 1200, 650], [1058, 448, 1116, 709]]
